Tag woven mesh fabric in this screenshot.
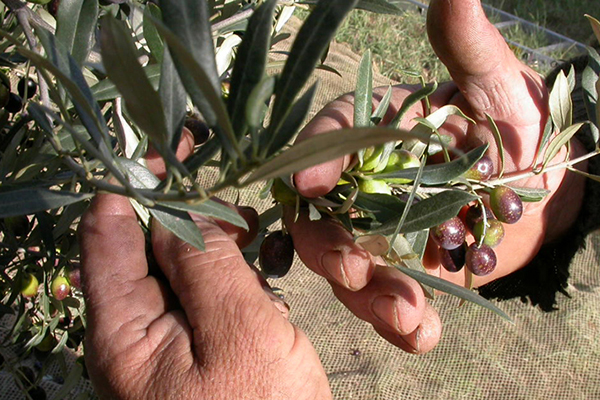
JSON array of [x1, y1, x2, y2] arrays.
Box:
[[1, 16, 599, 400]]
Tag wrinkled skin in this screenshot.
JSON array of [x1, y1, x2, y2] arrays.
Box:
[[79, 0, 587, 398]]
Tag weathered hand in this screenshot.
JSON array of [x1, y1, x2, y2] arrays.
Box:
[[79, 133, 331, 399], [288, 0, 587, 352]]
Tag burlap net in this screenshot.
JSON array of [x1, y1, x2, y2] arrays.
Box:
[[1, 17, 599, 400]]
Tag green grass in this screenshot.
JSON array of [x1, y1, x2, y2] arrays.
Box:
[[326, 0, 600, 84]]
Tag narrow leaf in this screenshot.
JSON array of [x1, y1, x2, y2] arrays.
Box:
[[371, 190, 478, 235], [119, 158, 205, 251], [371, 85, 392, 125], [265, 82, 318, 157], [484, 113, 505, 177], [354, 49, 373, 128], [244, 127, 426, 185], [542, 122, 585, 170], [507, 186, 550, 202], [158, 199, 248, 230], [585, 14, 600, 45], [394, 264, 512, 321], [389, 82, 438, 129], [372, 144, 488, 185], [228, 0, 277, 137], [548, 70, 573, 131], [246, 75, 276, 130], [389, 235, 435, 298], [55, 0, 98, 67], [100, 16, 168, 147], [143, 3, 164, 63], [90, 64, 161, 102], [0, 188, 92, 218], [159, 47, 187, 150], [269, 0, 359, 132]]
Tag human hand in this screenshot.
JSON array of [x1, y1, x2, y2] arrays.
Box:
[[79, 131, 332, 399], [287, 0, 588, 350]]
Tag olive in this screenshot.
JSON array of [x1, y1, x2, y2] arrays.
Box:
[[5, 93, 22, 113], [490, 186, 523, 224], [466, 243, 497, 276], [18, 77, 37, 99], [430, 217, 466, 250], [259, 231, 295, 278]]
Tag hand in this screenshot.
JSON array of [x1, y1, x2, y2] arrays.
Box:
[[288, 0, 588, 351], [79, 132, 332, 399]]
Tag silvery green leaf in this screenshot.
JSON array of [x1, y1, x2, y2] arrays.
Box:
[[371, 190, 478, 235], [582, 46, 600, 143], [393, 265, 512, 321], [90, 64, 161, 102], [119, 158, 205, 251], [308, 203, 322, 221], [354, 49, 373, 128], [0, 188, 93, 218], [159, 47, 187, 152], [244, 127, 426, 185], [55, 0, 98, 67], [158, 199, 248, 230], [484, 113, 505, 177], [372, 144, 488, 185], [549, 70, 573, 132], [269, 0, 359, 133], [389, 234, 435, 298], [507, 186, 550, 202], [585, 14, 600, 45], [389, 82, 438, 129], [404, 229, 429, 259], [542, 122, 585, 170], [246, 75, 276, 131], [371, 85, 392, 125], [143, 2, 164, 63], [100, 16, 169, 148], [228, 0, 277, 138]]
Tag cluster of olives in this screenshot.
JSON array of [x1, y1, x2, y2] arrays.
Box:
[[20, 267, 80, 301], [432, 156, 523, 276], [0, 72, 36, 115], [357, 147, 421, 194]]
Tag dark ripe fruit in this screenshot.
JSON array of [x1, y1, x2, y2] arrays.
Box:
[[68, 267, 82, 290], [0, 83, 9, 108], [51, 276, 70, 300], [464, 155, 494, 181], [464, 204, 495, 233], [18, 77, 37, 99], [472, 219, 505, 248], [47, 0, 60, 16], [466, 243, 497, 276], [490, 186, 523, 224], [5, 93, 22, 113], [27, 386, 47, 400], [184, 117, 210, 145], [259, 231, 295, 278], [430, 217, 466, 250], [439, 242, 466, 273]]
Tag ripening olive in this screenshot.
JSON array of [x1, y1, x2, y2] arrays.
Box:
[[472, 219, 505, 248], [490, 186, 523, 224], [20, 273, 39, 298], [466, 243, 497, 276], [430, 217, 466, 250], [51, 276, 70, 300], [464, 155, 494, 181]]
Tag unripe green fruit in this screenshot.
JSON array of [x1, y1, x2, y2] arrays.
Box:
[[472, 219, 505, 248], [380, 149, 420, 183], [358, 178, 391, 195], [490, 186, 523, 224], [20, 273, 39, 298], [359, 146, 383, 172], [270, 178, 297, 206], [51, 276, 70, 300], [35, 334, 56, 353]]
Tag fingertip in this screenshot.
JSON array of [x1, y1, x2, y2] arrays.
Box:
[[293, 158, 347, 198], [145, 128, 195, 179], [214, 205, 259, 249]]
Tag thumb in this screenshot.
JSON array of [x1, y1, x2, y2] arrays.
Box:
[[426, 0, 546, 121]]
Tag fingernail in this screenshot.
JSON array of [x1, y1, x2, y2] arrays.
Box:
[[321, 250, 350, 288], [414, 327, 422, 354], [371, 295, 400, 333], [263, 288, 290, 318]]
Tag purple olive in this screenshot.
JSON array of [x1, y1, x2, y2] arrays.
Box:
[[464, 155, 494, 181], [466, 243, 497, 276], [490, 186, 523, 224], [430, 217, 466, 250], [439, 242, 466, 272], [259, 231, 295, 278]]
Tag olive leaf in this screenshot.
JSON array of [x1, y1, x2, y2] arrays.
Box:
[[246, 75, 277, 131], [297, 0, 409, 15], [159, 47, 187, 152], [158, 199, 249, 231], [228, 0, 277, 138], [549, 70, 573, 132], [143, 2, 164, 63], [585, 14, 600, 45], [354, 49, 373, 128], [269, 0, 359, 133], [541, 122, 585, 170], [484, 113, 505, 178], [388, 234, 435, 299], [90, 64, 161, 102], [55, 0, 98, 67], [244, 127, 425, 185], [371, 85, 392, 125], [0, 188, 93, 218], [371, 144, 488, 185], [119, 158, 205, 251], [393, 265, 512, 321], [388, 82, 438, 129], [582, 46, 600, 143], [371, 190, 478, 235], [507, 186, 550, 202]]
